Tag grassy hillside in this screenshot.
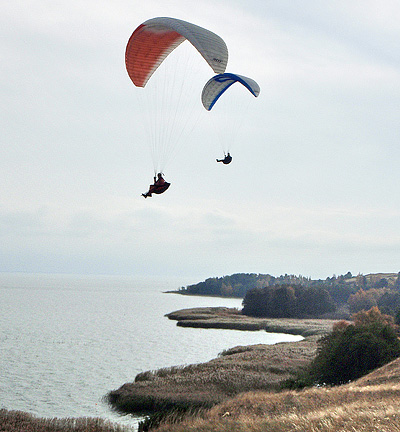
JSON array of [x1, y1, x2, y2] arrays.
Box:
[[5, 357, 400, 432], [152, 357, 400, 432]]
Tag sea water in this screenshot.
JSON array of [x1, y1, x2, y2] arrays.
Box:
[[0, 273, 302, 427]]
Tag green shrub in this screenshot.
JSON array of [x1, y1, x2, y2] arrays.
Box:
[[310, 321, 400, 385], [283, 309, 400, 389]]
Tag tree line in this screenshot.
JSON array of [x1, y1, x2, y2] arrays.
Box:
[[177, 272, 400, 319], [241, 284, 336, 318]]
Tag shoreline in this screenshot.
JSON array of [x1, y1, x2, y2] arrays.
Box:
[[107, 307, 336, 415], [166, 306, 337, 336]]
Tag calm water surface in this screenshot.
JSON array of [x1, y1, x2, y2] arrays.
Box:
[[0, 273, 302, 427]]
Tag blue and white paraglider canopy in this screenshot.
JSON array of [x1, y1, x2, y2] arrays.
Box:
[[201, 73, 260, 111]]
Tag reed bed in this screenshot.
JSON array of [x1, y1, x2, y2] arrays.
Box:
[[0, 409, 133, 432], [107, 336, 319, 414], [108, 311, 335, 429], [113, 338, 400, 432], [165, 307, 242, 321], [166, 307, 336, 336]]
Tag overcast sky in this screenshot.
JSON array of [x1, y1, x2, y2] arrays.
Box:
[[1, 0, 399, 283]]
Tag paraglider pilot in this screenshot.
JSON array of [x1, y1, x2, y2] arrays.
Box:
[[142, 173, 170, 198], [216, 152, 232, 164]]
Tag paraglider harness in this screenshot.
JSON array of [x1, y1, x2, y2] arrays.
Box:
[[216, 153, 232, 164], [153, 174, 170, 194], [142, 173, 170, 198]]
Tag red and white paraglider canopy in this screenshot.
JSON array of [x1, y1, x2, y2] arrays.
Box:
[[126, 17, 229, 87]]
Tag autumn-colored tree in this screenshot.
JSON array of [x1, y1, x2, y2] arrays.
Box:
[[348, 288, 385, 313], [332, 320, 351, 332], [352, 306, 395, 328]]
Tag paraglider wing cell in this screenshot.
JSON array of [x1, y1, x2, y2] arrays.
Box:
[[201, 73, 260, 111], [125, 24, 184, 88], [126, 17, 229, 87]]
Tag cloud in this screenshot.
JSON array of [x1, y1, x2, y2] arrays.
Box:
[[1, 0, 400, 278], [1, 195, 399, 278]]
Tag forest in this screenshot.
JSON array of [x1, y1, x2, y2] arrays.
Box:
[[177, 272, 400, 319]]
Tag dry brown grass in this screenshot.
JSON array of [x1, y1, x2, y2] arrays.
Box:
[[107, 337, 319, 414], [151, 366, 400, 432], [353, 357, 400, 387], [166, 307, 242, 321], [109, 310, 337, 416], [0, 409, 132, 432], [136, 313, 400, 431], [166, 307, 336, 336]]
